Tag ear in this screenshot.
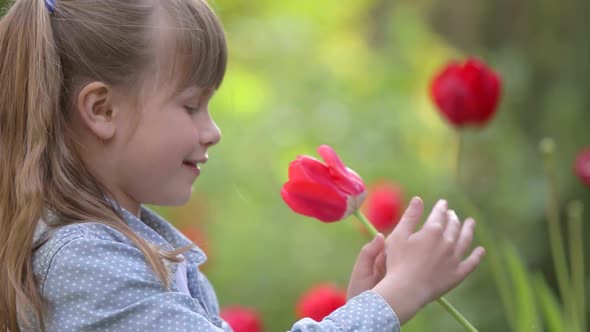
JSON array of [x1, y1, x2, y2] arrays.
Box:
[[76, 82, 116, 141]]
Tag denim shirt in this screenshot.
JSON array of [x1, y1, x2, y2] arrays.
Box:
[[22, 206, 400, 331]]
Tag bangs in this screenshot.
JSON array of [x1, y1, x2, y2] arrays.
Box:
[[161, 0, 227, 91]]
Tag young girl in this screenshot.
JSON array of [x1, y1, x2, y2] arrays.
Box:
[[0, 0, 486, 331]]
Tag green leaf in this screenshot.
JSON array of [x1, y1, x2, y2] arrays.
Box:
[[503, 243, 541, 332], [532, 273, 567, 332]]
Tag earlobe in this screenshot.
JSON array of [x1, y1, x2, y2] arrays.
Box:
[[77, 82, 116, 141]]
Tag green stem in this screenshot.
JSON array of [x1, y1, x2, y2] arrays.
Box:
[[353, 210, 479, 331], [353, 210, 378, 237], [437, 297, 479, 332], [567, 201, 585, 332], [456, 130, 463, 188], [539, 138, 577, 330]]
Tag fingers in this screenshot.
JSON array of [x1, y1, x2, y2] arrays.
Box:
[[422, 199, 449, 233], [443, 210, 461, 242], [354, 233, 385, 273], [391, 197, 424, 239], [457, 246, 486, 279], [449, 216, 485, 282], [454, 218, 476, 259], [373, 251, 386, 277]]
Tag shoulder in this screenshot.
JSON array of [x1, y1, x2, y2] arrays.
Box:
[[29, 222, 223, 331], [32, 222, 145, 293]]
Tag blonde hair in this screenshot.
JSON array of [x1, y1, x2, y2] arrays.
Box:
[[0, 0, 227, 330]]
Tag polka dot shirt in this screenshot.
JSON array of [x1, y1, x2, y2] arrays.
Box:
[[21, 206, 400, 331]]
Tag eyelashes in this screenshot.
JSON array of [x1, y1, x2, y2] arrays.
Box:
[[184, 91, 215, 114], [184, 105, 200, 113]]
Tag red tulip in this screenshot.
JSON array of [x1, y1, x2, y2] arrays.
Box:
[[296, 284, 347, 321], [430, 57, 502, 128], [220, 306, 263, 332], [574, 148, 590, 187], [281, 145, 366, 222], [361, 181, 404, 234]]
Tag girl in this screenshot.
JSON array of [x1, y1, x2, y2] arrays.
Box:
[[0, 0, 486, 331]]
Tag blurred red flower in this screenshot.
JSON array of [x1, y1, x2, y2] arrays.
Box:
[[281, 145, 366, 222], [296, 284, 347, 321], [574, 148, 590, 187], [179, 226, 208, 253], [361, 181, 404, 234], [220, 306, 263, 332], [430, 57, 502, 128]]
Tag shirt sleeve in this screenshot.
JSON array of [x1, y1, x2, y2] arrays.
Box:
[[290, 291, 401, 332], [41, 237, 230, 332]]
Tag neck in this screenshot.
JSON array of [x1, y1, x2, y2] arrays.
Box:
[[111, 191, 142, 218]]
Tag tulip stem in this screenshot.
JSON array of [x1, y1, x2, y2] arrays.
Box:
[[567, 201, 585, 332], [437, 297, 479, 332], [353, 210, 479, 331], [456, 130, 463, 188], [353, 210, 379, 237], [539, 138, 577, 329]]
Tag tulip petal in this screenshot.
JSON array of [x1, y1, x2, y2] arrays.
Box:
[[362, 181, 404, 233], [289, 156, 340, 191], [317, 145, 365, 195], [574, 148, 590, 187], [462, 58, 501, 125], [296, 284, 347, 321], [346, 167, 364, 187], [431, 63, 473, 127], [281, 181, 348, 222], [220, 307, 263, 332], [430, 58, 501, 128], [288, 156, 319, 182]]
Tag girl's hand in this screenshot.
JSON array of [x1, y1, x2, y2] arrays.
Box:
[[347, 233, 386, 300], [373, 197, 486, 324]]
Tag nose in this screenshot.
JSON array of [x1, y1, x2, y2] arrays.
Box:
[[199, 113, 222, 148]]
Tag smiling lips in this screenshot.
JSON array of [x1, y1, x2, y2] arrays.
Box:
[[183, 158, 207, 176]]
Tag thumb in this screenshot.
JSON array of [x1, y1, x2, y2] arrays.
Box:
[[353, 233, 385, 274]]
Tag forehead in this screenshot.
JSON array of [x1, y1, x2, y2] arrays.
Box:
[[144, 1, 227, 96]]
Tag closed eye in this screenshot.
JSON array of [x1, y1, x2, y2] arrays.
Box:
[[185, 106, 200, 113]]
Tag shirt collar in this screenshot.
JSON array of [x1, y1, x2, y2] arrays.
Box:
[[116, 204, 208, 267]]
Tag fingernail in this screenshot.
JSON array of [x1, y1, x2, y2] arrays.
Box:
[[477, 247, 486, 257]]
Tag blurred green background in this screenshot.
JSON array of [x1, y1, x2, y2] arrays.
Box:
[[163, 0, 590, 331], [2, 0, 588, 330], [158, 0, 590, 330]]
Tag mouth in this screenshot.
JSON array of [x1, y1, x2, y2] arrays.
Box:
[[183, 159, 206, 176], [183, 157, 208, 166]]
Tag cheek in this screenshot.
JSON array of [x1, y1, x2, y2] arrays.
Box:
[[124, 115, 196, 173]]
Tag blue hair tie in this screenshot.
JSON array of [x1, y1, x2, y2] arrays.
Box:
[[45, 0, 56, 14]]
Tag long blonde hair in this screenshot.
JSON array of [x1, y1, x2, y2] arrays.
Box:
[[0, 0, 227, 330]]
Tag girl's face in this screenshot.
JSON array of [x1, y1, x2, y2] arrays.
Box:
[[71, 11, 224, 216], [72, 80, 222, 216], [113, 84, 221, 212]]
